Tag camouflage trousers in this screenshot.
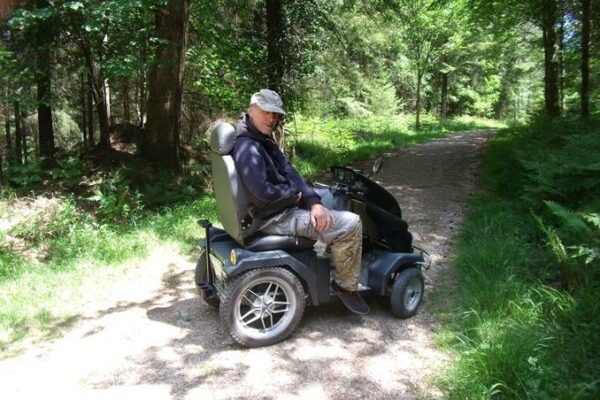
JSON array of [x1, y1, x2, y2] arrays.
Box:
[[259, 188, 362, 291]]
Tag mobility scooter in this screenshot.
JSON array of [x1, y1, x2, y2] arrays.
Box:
[[195, 122, 428, 347]]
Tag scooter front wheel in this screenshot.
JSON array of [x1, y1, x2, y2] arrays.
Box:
[[219, 267, 305, 347], [389, 267, 424, 318]]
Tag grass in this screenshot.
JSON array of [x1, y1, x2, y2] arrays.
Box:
[[437, 117, 600, 399], [0, 114, 502, 355]]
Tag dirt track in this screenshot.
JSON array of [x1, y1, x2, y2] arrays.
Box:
[[0, 130, 494, 400]]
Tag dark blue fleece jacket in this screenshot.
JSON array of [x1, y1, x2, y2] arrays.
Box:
[[232, 113, 321, 210]]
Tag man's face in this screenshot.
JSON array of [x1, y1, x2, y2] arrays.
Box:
[[248, 105, 279, 135]]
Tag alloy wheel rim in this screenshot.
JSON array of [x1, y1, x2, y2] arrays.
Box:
[[404, 276, 422, 311], [234, 277, 296, 339]]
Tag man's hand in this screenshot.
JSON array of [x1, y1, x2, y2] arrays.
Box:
[[310, 203, 333, 232]]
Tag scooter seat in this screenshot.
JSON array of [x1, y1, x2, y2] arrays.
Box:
[[244, 234, 316, 252]]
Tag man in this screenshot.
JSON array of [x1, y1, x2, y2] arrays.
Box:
[[232, 89, 369, 314]]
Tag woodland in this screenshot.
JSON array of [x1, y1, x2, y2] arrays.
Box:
[[0, 0, 599, 398]]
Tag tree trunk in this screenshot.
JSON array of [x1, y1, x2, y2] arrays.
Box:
[[5, 110, 11, 163], [143, 0, 190, 171], [80, 37, 110, 149], [81, 73, 87, 146], [440, 72, 448, 119], [542, 0, 561, 117], [22, 114, 27, 164], [558, 17, 565, 112], [137, 42, 148, 128], [97, 83, 110, 148], [37, 58, 55, 161], [266, 0, 285, 95], [416, 71, 422, 130], [87, 72, 94, 146], [581, 0, 591, 118], [137, 70, 147, 127], [103, 79, 111, 125], [265, 0, 286, 149], [36, 0, 55, 161], [123, 79, 131, 123], [0, 149, 3, 187], [102, 34, 111, 128], [14, 101, 22, 165]]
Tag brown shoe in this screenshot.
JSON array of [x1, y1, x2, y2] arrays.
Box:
[[332, 281, 369, 314]]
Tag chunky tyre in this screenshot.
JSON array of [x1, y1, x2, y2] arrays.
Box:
[[219, 267, 305, 347], [389, 267, 424, 318], [194, 250, 220, 308]]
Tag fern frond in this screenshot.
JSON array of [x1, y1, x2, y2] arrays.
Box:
[[533, 213, 569, 264], [567, 245, 600, 265], [543, 200, 591, 233], [581, 213, 600, 230]]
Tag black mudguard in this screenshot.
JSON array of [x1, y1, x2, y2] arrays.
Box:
[[204, 237, 329, 306], [364, 249, 424, 295]]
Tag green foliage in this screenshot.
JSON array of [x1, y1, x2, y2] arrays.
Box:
[[535, 201, 600, 286], [519, 132, 600, 207], [88, 169, 144, 224], [439, 117, 600, 399], [48, 155, 89, 188], [185, 0, 324, 119], [0, 244, 27, 282], [22, 110, 82, 151], [5, 162, 43, 188]]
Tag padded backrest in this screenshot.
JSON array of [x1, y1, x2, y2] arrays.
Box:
[[210, 122, 257, 244]]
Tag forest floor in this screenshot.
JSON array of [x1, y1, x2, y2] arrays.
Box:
[[0, 130, 494, 400]]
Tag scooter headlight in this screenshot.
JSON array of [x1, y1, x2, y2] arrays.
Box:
[[230, 249, 237, 265]]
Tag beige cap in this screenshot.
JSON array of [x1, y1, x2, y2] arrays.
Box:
[[250, 89, 286, 115]]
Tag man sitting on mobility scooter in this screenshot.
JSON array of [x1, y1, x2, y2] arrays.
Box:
[[232, 89, 369, 314]]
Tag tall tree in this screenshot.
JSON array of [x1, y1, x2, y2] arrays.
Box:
[[13, 100, 22, 164], [4, 109, 10, 161], [35, 0, 55, 161], [542, 0, 561, 117], [0, 0, 19, 22], [87, 72, 94, 146], [266, 0, 284, 95], [0, 146, 3, 186], [143, 0, 190, 170], [394, 0, 451, 129], [581, 0, 591, 117], [80, 36, 110, 149]]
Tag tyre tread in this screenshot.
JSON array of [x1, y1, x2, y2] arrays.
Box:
[[219, 267, 306, 347]]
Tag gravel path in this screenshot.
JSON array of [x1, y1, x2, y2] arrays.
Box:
[[0, 130, 493, 400]]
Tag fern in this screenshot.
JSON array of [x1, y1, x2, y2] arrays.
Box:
[[533, 213, 570, 265], [520, 133, 600, 206], [543, 200, 591, 234], [582, 213, 600, 230]]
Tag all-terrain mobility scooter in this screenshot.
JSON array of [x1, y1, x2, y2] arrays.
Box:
[[195, 122, 428, 347]]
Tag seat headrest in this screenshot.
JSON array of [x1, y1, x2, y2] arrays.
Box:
[[210, 122, 236, 155]]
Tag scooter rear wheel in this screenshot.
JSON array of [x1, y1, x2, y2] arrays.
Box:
[[390, 267, 424, 318], [219, 267, 305, 347]]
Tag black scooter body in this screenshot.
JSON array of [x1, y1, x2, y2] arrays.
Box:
[[197, 225, 424, 307], [196, 164, 427, 346]]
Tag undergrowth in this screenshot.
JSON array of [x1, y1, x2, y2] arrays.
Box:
[[0, 114, 501, 354], [438, 116, 600, 399]]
